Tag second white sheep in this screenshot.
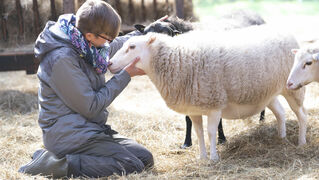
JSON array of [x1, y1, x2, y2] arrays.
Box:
[[287, 43, 319, 90]]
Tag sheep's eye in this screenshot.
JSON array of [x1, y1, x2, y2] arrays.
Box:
[[129, 45, 136, 49], [305, 61, 313, 66], [303, 61, 313, 69], [125, 45, 135, 53]]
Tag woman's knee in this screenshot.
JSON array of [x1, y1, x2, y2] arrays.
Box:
[[141, 149, 154, 169]]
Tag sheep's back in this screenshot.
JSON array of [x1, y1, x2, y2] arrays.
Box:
[[215, 26, 298, 104], [148, 25, 299, 114], [149, 35, 227, 113]]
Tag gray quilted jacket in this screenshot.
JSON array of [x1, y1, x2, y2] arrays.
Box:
[[35, 20, 139, 158]]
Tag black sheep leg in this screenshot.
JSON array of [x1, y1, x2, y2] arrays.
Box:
[[217, 118, 226, 144], [180, 116, 193, 149], [260, 109, 265, 122], [181, 109, 266, 149], [181, 116, 227, 149]]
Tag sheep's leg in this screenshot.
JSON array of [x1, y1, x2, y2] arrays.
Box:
[[283, 89, 307, 146], [189, 115, 207, 159], [181, 116, 192, 149], [181, 116, 226, 149], [267, 97, 286, 139], [217, 118, 227, 144], [259, 110, 265, 122], [207, 110, 222, 161]]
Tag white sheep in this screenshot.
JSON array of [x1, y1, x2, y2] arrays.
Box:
[[109, 25, 306, 161], [135, 10, 267, 148], [287, 43, 319, 90]]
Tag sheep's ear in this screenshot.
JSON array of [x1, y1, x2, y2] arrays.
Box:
[[118, 31, 124, 36], [158, 15, 169, 22], [291, 49, 299, 54], [147, 36, 156, 45], [134, 24, 145, 34], [312, 53, 319, 61]]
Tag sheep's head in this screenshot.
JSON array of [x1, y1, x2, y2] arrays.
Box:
[[287, 47, 319, 90], [108, 34, 157, 74]]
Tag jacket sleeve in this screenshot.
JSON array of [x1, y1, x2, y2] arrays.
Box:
[[109, 30, 142, 58], [49, 56, 131, 119]]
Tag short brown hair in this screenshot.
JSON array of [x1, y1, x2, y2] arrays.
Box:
[[76, 0, 121, 39]]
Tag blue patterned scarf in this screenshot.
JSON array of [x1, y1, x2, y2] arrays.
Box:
[[58, 14, 110, 74]]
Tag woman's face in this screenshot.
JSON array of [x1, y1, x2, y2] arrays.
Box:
[[85, 33, 113, 47]]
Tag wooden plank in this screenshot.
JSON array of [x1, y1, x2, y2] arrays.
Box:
[[175, 0, 184, 19], [32, 0, 41, 36], [0, 50, 34, 56], [15, 0, 24, 37], [63, 0, 75, 14], [0, 52, 39, 74]]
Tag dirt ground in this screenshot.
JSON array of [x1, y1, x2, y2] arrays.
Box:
[[1, 15, 319, 179]]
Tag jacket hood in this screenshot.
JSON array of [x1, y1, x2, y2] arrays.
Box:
[[34, 21, 73, 62]]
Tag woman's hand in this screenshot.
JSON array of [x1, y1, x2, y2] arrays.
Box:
[[124, 57, 145, 77]]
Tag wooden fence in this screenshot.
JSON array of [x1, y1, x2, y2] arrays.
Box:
[[0, 0, 192, 74]]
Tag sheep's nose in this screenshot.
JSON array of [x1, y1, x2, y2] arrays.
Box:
[[287, 81, 293, 89]]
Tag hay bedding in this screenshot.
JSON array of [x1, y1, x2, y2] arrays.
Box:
[[0, 90, 37, 114], [1, 71, 319, 179], [1, 12, 319, 180]]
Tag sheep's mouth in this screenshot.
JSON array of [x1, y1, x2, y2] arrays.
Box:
[[108, 65, 122, 74], [296, 84, 303, 90], [290, 83, 303, 90]]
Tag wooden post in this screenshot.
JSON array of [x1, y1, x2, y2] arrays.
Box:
[[74, 0, 86, 11], [165, 0, 169, 15], [153, 0, 158, 19], [32, 0, 40, 36], [187, 0, 194, 18], [115, 0, 122, 18], [63, 0, 75, 14], [0, 0, 8, 41], [50, 0, 57, 21], [175, 0, 184, 19], [141, 0, 146, 22], [128, 0, 135, 23], [74, 0, 79, 10], [16, 0, 24, 37]]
